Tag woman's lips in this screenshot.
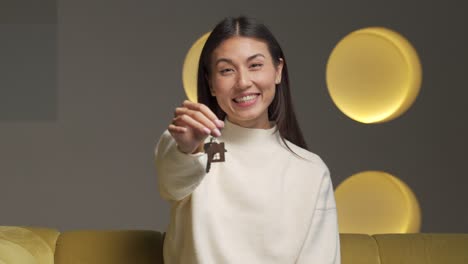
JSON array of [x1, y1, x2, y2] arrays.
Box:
[[232, 93, 260, 107]]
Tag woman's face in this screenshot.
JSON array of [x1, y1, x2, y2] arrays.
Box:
[[209, 36, 283, 129]]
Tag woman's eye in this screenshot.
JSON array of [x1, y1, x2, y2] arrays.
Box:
[[250, 63, 263, 69], [220, 68, 233, 74]]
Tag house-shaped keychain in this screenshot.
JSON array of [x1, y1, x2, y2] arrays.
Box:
[[204, 137, 227, 173]]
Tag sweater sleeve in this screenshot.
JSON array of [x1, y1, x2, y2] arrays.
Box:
[[295, 167, 341, 264], [154, 130, 208, 202]]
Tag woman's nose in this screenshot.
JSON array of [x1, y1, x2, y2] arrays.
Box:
[[236, 68, 253, 89]]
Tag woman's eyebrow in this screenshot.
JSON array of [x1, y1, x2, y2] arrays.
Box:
[[215, 58, 233, 66], [246, 53, 265, 61], [215, 53, 265, 66]]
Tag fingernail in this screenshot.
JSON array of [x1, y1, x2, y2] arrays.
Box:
[[203, 127, 211, 135], [215, 119, 224, 128], [213, 128, 221, 137]]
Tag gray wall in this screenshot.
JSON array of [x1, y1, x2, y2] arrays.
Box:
[[1, 0, 467, 233]]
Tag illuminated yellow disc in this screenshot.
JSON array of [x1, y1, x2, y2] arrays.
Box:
[[335, 171, 421, 234], [182, 32, 211, 102], [326, 27, 422, 123]]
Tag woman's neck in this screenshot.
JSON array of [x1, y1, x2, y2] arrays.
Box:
[[226, 116, 273, 129]]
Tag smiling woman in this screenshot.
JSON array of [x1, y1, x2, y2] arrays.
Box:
[[155, 16, 341, 264], [208, 37, 283, 129]]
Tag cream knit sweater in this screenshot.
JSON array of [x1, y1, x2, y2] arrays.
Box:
[[155, 119, 340, 263]]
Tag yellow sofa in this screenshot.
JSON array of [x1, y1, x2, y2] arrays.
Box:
[[1, 226, 467, 263]]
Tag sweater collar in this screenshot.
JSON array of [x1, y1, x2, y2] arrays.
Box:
[[220, 118, 280, 148]]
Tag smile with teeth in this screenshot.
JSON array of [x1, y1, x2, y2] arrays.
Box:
[[233, 94, 259, 103]]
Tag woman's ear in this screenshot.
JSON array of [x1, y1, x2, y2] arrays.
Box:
[[275, 58, 284, 84]]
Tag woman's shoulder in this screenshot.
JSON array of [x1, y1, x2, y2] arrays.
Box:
[[281, 138, 329, 172]]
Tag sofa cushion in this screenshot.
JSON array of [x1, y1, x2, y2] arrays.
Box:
[[22, 226, 60, 254], [54, 230, 164, 264], [0, 239, 37, 264], [0, 226, 56, 264], [340, 234, 381, 264], [374, 233, 468, 264]]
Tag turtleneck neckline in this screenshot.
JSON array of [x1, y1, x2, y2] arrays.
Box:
[[219, 118, 280, 148]]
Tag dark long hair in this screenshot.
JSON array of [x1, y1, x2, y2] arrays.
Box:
[[197, 16, 309, 155]]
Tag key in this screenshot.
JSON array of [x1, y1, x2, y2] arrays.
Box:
[[204, 137, 227, 173]]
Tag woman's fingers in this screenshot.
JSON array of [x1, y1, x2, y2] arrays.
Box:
[[174, 107, 219, 135], [168, 123, 187, 134], [173, 114, 213, 136], [174, 102, 223, 137], [169, 100, 224, 139], [168, 101, 223, 154], [182, 100, 224, 129]]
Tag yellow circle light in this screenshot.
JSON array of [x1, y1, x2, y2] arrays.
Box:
[[326, 27, 422, 123], [182, 32, 211, 102], [335, 171, 421, 235]]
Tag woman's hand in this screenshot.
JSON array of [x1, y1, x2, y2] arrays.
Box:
[[168, 100, 224, 154]]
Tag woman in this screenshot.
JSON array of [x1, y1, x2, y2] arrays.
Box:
[[155, 16, 340, 263]]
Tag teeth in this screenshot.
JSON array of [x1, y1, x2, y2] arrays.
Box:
[[234, 94, 258, 103]]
